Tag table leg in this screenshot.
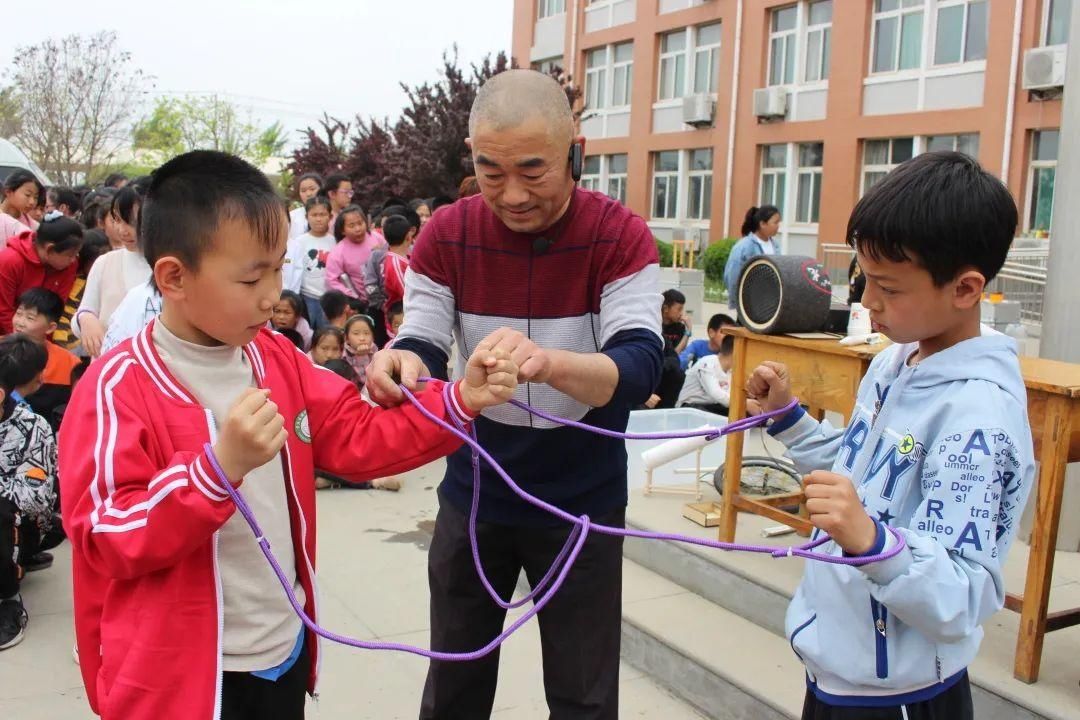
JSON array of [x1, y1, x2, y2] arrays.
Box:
[[1014, 394, 1073, 683], [719, 336, 749, 543]]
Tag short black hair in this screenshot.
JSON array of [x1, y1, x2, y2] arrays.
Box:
[[409, 198, 430, 213], [387, 301, 404, 321], [305, 196, 332, 216], [296, 172, 324, 192], [278, 328, 304, 350], [78, 228, 111, 275], [278, 290, 308, 321], [847, 151, 1017, 286], [662, 289, 686, 307], [431, 194, 454, 211], [333, 204, 368, 241], [0, 334, 48, 391], [142, 150, 286, 275], [319, 290, 351, 321], [719, 334, 735, 355], [48, 186, 80, 214], [103, 173, 128, 189], [16, 287, 65, 323], [323, 174, 350, 194], [381, 205, 421, 231], [36, 215, 84, 253], [707, 313, 736, 332], [383, 215, 412, 246], [310, 326, 344, 352], [323, 358, 358, 384]]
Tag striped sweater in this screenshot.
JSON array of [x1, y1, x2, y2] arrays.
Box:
[[394, 189, 663, 525]]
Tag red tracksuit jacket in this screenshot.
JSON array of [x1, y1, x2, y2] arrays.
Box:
[[59, 322, 470, 719]]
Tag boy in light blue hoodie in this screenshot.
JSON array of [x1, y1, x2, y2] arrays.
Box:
[[747, 151, 1035, 720]]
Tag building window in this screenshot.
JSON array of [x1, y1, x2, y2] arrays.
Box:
[[583, 154, 629, 204], [531, 56, 564, 74], [607, 153, 628, 205], [933, 0, 987, 66], [693, 23, 723, 93], [760, 144, 788, 211], [1028, 130, 1059, 232], [586, 43, 634, 111], [862, 137, 914, 193], [1045, 0, 1074, 46], [795, 143, 823, 224], [658, 31, 688, 100], [659, 24, 723, 100], [652, 151, 681, 220], [804, 1, 833, 82], [871, 0, 925, 73], [687, 149, 713, 220], [925, 132, 979, 157], [769, 6, 799, 86], [581, 156, 602, 192], [538, 0, 566, 18]]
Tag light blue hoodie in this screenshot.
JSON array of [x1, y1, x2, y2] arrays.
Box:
[[767, 328, 1034, 707]]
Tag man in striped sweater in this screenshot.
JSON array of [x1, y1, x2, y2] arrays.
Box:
[[368, 70, 663, 719]]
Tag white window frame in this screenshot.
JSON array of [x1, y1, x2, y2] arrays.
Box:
[[861, 137, 917, 195], [581, 155, 603, 193], [794, 142, 823, 226], [1026, 130, 1059, 232], [924, 132, 979, 157], [759, 144, 789, 213], [1042, 0, 1073, 47], [657, 24, 723, 102], [531, 56, 565, 75], [686, 148, 714, 221], [803, 1, 833, 83], [651, 151, 681, 220], [931, 0, 988, 67], [582, 154, 629, 205], [869, 0, 990, 76], [538, 0, 566, 19], [693, 23, 723, 94], [650, 149, 714, 224], [870, 0, 926, 75], [611, 42, 634, 107], [768, 5, 799, 86], [585, 42, 634, 112]]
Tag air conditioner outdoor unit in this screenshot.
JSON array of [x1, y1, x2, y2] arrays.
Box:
[[753, 86, 788, 120], [1022, 45, 1067, 91], [682, 93, 715, 127]]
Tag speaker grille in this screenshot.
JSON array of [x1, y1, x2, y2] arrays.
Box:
[[741, 263, 781, 326]]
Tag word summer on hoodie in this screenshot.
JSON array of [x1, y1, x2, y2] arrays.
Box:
[[766, 328, 1035, 707]]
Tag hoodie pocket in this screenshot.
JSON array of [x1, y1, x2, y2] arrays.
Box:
[[789, 613, 817, 664], [870, 597, 889, 679]]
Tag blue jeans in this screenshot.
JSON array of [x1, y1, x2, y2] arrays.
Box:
[[302, 294, 327, 331]]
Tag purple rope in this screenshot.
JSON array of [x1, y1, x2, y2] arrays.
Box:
[[203, 382, 907, 661]]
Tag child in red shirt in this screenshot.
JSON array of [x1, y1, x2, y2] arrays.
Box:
[[380, 214, 414, 339], [0, 214, 83, 334]]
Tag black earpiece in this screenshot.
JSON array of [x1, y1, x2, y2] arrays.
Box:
[[569, 142, 583, 182]]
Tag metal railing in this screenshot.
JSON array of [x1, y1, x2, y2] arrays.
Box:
[[818, 242, 1050, 324]]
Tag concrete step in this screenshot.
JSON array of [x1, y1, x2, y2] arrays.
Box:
[[621, 560, 805, 720]]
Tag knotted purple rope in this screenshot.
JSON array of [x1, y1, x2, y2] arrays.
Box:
[[203, 381, 905, 661]]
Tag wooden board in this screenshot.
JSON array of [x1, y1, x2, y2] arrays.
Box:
[[683, 502, 722, 527]]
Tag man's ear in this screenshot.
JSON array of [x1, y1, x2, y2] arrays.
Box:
[[953, 269, 986, 310], [464, 137, 473, 151], [154, 256, 189, 301]]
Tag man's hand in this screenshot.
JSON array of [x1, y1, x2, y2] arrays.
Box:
[[745, 361, 793, 415], [212, 389, 288, 486], [459, 348, 518, 412], [803, 471, 878, 555], [367, 349, 430, 407], [476, 327, 552, 384]]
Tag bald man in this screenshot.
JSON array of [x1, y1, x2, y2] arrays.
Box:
[[368, 70, 663, 719]]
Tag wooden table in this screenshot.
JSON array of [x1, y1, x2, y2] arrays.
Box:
[[717, 327, 888, 539], [716, 327, 1080, 683]]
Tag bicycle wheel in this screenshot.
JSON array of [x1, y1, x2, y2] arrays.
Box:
[[712, 457, 803, 511]]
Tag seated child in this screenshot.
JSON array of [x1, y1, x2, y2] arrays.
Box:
[[273, 290, 312, 349], [748, 151, 1035, 719], [0, 334, 63, 651], [0, 213, 83, 335], [676, 333, 733, 415], [309, 326, 344, 366], [57, 150, 518, 720], [343, 313, 377, 389], [11, 288, 82, 430], [679, 312, 736, 370]]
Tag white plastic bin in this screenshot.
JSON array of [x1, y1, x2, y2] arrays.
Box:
[[625, 407, 728, 492]]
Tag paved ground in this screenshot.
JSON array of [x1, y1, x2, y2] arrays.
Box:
[[0, 458, 706, 719]]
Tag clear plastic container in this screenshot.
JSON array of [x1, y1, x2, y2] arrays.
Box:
[[625, 408, 728, 491]]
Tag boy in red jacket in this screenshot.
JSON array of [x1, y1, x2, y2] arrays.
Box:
[[58, 151, 517, 720], [0, 213, 83, 334], [380, 214, 414, 339]]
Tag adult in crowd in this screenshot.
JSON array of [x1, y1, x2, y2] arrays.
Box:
[[368, 69, 663, 719], [723, 204, 781, 310]]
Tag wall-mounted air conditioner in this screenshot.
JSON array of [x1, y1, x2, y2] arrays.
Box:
[[753, 86, 788, 120], [1022, 46, 1067, 91], [682, 93, 715, 127]]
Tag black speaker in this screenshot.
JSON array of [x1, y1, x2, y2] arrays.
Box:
[[737, 255, 833, 334]]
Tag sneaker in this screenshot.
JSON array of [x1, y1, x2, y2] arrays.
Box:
[[0, 597, 28, 650], [24, 552, 53, 572], [315, 476, 334, 490], [371, 476, 402, 492]]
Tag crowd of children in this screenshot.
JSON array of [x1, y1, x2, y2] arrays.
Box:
[[0, 141, 1040, 720]]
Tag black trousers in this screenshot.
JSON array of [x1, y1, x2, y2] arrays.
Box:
[[801, 672, 973, 720], [420, 500, 625, 720], [0, 497, 64, 598], [221, 640, 310, 720]]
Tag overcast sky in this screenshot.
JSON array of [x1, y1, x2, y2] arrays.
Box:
[[1, 0, 514, 150]]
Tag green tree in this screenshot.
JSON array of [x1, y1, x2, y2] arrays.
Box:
[[133, 95, 287, 167]]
